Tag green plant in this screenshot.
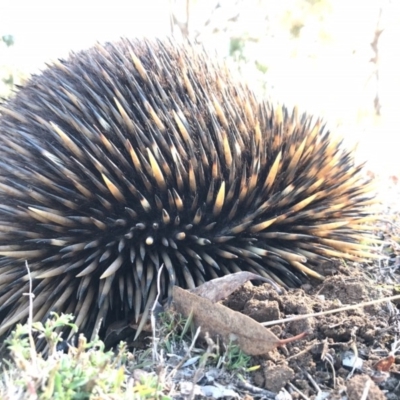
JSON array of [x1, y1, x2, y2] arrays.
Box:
[[220, 341, 252, 372], [1, 313, 172, 399]]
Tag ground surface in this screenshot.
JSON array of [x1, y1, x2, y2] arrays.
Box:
[[224, 271, 398, 399], [153, 257, 400, 399]]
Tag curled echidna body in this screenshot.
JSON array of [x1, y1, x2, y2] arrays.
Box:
[[0, 38, 376, 340]]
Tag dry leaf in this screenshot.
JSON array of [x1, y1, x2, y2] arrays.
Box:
[[374, 355, 395, 372], [171, 286, 307, 355], [191, 271, 282, 302]]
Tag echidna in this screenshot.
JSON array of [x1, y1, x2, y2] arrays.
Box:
[[0, 38, 376, 340]]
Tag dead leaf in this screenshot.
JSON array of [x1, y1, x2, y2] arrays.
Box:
[[191, 271, 282, 302], [170, 286, 307, 355], [373, 354, 395, 372]]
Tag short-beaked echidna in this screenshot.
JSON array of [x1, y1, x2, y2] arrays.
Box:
[[0, 38, 376, 340]]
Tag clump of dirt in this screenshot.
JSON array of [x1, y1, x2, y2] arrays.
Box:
[[347, 375, 386, 400], [223, 270, 400, 398]]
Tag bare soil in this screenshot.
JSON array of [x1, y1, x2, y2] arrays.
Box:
[[223, 268, 399, 399]]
